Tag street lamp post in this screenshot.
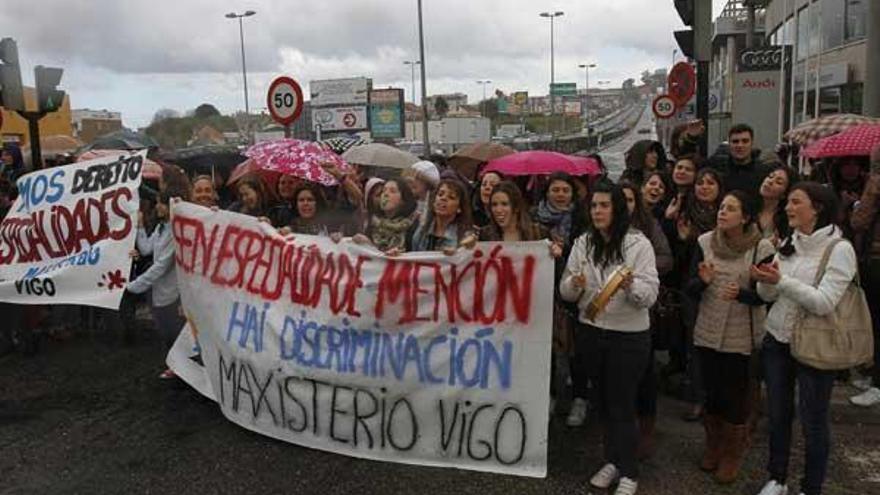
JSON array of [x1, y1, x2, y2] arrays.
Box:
[[404, 60, 420, 140], [417, 0, 431, 156], [578, 63, 596, 125], [476, 80, 492, 117], [540, 11, 564, 136], [226, 10, 256, 141]]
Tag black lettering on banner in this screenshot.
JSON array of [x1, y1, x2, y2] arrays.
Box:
[[14, 277, 56, 297], [352, 388, 378, 449], [386, 398, 418, 451], [282, 377, 308, 432], [330, 385, 352, 444], [494, 405, 527, 465]]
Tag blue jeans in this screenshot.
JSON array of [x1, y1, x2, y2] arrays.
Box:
[[762, 334, 835, 495]]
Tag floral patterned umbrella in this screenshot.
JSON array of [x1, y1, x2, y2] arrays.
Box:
[[802, 124, 880, 159], [244, 138, 351, 186]]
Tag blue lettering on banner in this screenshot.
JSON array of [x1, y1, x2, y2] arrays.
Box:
[[226, 301, 269, 352], [275, 310, 513, 390], [16, 170, 66, 213], [21, 246, 102, 279]]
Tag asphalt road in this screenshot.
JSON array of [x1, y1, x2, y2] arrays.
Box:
[[2, 321, 879, 495], [599, 104, 658, 181]]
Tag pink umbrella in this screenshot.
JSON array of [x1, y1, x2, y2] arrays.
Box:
[[483, 150, 602, 177], [244, 138, 351, 186], [802, 124, 880, 159], [77, 149, 163, 180]]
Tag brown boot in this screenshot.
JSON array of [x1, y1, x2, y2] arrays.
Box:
[[699, 414, 723, 472], [636, 415, 656, 460], [715, 422, 749, 484]]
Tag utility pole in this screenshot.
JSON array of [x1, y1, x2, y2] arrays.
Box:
[[404, 60, 420, 139], [693, 0, 712, 157], [864, 0, 880, 117], [417, 0, 431, 156], [225, 10, 256, 142], [540, 11, 564, 137]]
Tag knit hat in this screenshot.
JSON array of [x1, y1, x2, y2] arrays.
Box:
[[363, 177, 386, 208], [410, 160, 440, 187]]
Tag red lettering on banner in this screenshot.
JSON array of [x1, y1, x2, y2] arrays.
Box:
[[0, 187, 134, 265], [171, 212, 536, 325]]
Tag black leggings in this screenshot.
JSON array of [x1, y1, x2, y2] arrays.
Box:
[[698, 346, 751, 424]]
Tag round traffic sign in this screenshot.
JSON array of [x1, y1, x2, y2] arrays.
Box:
[[668, 62, 696, 108], [267, 76, 304, 126], [652, 95, 677, 119], [342, 112, 357, 127]]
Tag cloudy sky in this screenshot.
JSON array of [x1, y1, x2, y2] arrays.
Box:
[[2, 0, 728, 128]]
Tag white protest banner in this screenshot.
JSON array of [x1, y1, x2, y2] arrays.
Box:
[[171, 202, 553, 477], [0, 151, 144, 308]]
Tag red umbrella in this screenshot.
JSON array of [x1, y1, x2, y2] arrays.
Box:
[[483, 150, 602, 177], [226, 158, 279, 186], [243, 138, 351, 186], [802, 124, 880, 159]]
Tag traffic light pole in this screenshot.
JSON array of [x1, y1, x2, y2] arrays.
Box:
[[18, 111, 45, 169]]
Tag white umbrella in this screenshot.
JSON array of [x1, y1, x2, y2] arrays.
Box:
[[342, 143, 419, 169]]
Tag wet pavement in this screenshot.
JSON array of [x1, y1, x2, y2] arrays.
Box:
[[2, 320, 879, 495]]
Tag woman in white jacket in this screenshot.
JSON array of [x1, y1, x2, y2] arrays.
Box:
[[560, 180, 659, 495], [752, 182, 857, 495]]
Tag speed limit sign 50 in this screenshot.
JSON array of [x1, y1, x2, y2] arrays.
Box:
[[652, 94, 677, 120], [267, 76, 304, 126]]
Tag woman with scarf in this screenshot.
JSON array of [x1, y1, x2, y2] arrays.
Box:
[[532, 172, 590, 423], [667, 167, 725, 422], [283, 183, 333, 236], [686, 190, 775, 484], [560, 180, 659, 495], [408, 178, 475, 253], [355, 178, 417, 253]]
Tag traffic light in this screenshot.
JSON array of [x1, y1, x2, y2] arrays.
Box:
[[673, 0, 695, 59], [35, 65, 65, 113], [672, 0, 711, 62], [0, 37, 25, 111]]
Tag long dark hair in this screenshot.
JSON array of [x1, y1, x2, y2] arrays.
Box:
[[618, 179, 653, 234], [381, 178, 417, 219], [486, 181, 539, 240], [587, 180, 630, 267], [761, 164, 798, 239], [425, 178, 473, 240], [236, 176, 269, 215], [778, 181, 840, 257], [291, 182, 328, 217]]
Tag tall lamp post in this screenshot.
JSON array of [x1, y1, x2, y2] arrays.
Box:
[[540, 11, 564, 136], [417, 0, 431, 156], [225, 10, 256, 140], [476, 80, 492, 117], [404, 60, 420, 140], [578, 62, 596, 124]]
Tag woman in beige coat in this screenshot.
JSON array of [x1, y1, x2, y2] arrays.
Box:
[[685, 190, 775, 484]]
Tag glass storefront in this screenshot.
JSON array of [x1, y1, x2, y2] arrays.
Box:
[[769, 0, 866, 54]]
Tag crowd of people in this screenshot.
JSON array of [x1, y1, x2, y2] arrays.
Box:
[[1, 120, 879, 495]]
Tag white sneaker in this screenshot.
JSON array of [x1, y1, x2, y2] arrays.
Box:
[[614, 477, 638, 495], [566, 397, 588, 427], [851, 376, 873, 391], [850, 387, 880, 407], [757, 480, 788, 495], [590, 463, 619, 489]]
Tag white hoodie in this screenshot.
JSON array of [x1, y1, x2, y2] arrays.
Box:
[[559, 230, 659, 331], [757, 224, 857, 344]]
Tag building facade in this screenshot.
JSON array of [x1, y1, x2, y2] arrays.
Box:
[[1, 88, 73, 146], [765, 0, 869, 122], [71, 109, 123, 143]]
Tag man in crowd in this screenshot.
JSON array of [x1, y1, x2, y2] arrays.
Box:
[[708, 124, 771, 197]]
